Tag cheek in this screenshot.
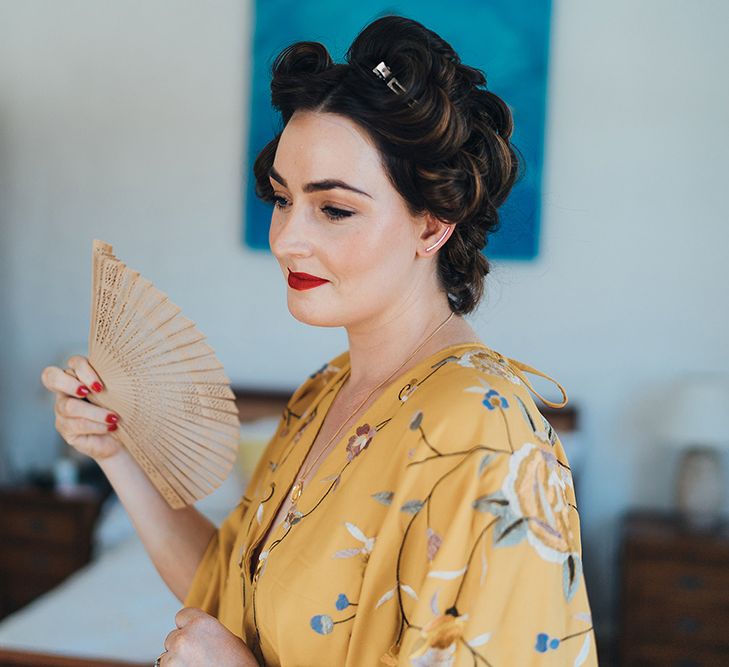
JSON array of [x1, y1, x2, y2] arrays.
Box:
[[336, 224, 412, 291]]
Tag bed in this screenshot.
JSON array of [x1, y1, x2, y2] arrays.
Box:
[[0, 387, 292, 667]]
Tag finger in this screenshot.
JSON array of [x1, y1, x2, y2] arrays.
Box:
[[163, 627, 181, 651], [56, 413, 119, 438], [66, 355, 105, 394], [55, 394, 120, 426], [174, 606, 203, 628], [41, 365, 93, 399]]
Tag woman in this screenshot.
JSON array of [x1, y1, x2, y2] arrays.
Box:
[[42, 14, 597, 667]]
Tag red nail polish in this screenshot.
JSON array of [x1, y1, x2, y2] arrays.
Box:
[[76, 386, 90, 397], [91, 382, 104, 393], [105, 413, 119, 424], [107, 423, 118, 432]]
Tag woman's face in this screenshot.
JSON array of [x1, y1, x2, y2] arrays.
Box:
[[268, 110, 440, 331]]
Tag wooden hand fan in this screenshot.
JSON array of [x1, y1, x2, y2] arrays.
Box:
[[84, 239, 240, 509]]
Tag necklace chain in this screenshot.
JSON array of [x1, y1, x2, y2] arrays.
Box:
[[287, 311, 455, 507]]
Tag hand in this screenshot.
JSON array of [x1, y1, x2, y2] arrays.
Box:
[[157, 607, 260, 666], [40, 355, 123, 462]]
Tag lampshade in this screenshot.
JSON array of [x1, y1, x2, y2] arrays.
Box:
[[657, 373, 729, 450]]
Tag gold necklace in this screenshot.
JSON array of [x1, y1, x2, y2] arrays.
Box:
[[287, 311, 455, 507]]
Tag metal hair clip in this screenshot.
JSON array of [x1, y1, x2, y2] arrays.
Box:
[[372, 60, 418, 107]]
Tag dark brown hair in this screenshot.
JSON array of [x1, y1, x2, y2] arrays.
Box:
[[253, 14, 523, 315]]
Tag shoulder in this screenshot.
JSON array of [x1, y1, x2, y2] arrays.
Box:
[[396, 344, 574, 486], [404, 346, 556, 440]]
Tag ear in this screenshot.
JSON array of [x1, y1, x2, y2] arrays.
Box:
[[416, 212, 456, 258]]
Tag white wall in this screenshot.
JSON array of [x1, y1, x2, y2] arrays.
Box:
[[1, 0, 727, 651]]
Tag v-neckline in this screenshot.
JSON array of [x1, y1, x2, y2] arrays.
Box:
[[246, 340, 492, 581]]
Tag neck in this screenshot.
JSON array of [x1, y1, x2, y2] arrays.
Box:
[[341, 302, 482, 398]]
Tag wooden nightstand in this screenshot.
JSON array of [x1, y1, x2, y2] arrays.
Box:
[[0, 485, 104, 621], [617, 509, 729, 666]]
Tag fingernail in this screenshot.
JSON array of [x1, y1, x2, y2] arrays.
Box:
[[91, 382, 104, 393], [105, 413, 119, 424], [107, 423, 118, 432], [76, 386, 90, 397]]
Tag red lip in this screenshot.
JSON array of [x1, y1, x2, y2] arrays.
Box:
[[288, 269, 329, 291]]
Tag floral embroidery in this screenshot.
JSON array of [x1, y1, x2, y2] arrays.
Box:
[[346, 423, 376, 461], [332, 521, 376, 561], [457, 349, 522, 386], [471, 440, 583, 601], [464, 378, 510, 410], [408, 611, 468, 666], [310, 593, 358, 636]]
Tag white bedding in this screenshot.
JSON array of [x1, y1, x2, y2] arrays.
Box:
[[0, 417, 279, 663]]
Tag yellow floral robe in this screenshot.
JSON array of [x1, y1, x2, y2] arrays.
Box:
[[183, 342, 599, 666]]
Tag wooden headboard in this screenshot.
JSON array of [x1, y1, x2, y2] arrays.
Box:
[[231, 385, 293, 423]]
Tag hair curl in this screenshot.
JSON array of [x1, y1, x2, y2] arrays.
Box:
[[253, 14, 523, 315]]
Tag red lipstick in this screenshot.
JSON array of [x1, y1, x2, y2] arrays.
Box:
[[288, 269, 329, 291]]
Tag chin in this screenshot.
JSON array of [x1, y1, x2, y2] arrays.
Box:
[[286, 294, 341, 328]]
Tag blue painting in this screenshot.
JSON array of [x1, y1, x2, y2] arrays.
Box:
[[244, 1, 552, 260]]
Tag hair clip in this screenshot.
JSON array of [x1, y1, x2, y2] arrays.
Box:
[[372, 60, 418, 107]]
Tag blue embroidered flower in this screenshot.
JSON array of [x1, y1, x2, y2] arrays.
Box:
[[535, 632, 561, 652], [335, 593, 350, 610], [483, 388, 509, 410], [311, 614, 334, 634]]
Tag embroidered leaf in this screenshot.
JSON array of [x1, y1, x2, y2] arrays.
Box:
[[371, 491, 394, 506], [430, 589, 440, 616], [321, 473, 341, 491], [563, 553, 582, 602], [401, 499, 424, 515], [345, 521, 368, 543], [574, 633, 593, 666], [478, 454, 494, 477], [514, 393, 536, 432], [256, 503, 264, 525], [400, 584, 418, 600], [409, 410, 423, 430], [467, 632, 491, 648], [333, 548, 362, 559], [375, 587, 395, 608], [495, 517, 527, 543], [427, 565, 468, 580], [426, 527, 442, 561], [472, 495, 508, 512]]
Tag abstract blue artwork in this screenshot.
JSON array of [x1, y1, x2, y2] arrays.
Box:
[[244, 1, 553, 260]]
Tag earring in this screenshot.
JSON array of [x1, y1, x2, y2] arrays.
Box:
[[425, 227, 451, 252]]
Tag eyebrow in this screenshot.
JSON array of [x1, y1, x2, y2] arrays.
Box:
[[268, 165, 373, 199]]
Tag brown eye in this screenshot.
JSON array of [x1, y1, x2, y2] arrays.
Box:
[[272, 195, 289, 210], [322, 206, 354, 221]]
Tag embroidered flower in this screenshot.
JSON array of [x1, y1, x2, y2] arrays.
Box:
[[409, 611, 467, 666], [464, 379, 510, 410], [457, 349, 521, 385], [471, 441, 582, 601], [332, 522, 376, 561], [346, 423, 376, 461]]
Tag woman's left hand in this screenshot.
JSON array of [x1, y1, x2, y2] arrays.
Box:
[[157, 607, 260, 666]]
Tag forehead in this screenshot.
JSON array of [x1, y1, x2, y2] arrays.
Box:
[[275, 111, 384, 180]]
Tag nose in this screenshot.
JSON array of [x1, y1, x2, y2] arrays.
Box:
[[269, 203, 315, 260]]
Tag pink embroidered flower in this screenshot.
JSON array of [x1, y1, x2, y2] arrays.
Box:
[[346, 423, 376, 461]]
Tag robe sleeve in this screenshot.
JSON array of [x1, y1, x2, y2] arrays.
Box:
[[384, 372, 599, 666], [182, 498, 249, 614]]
